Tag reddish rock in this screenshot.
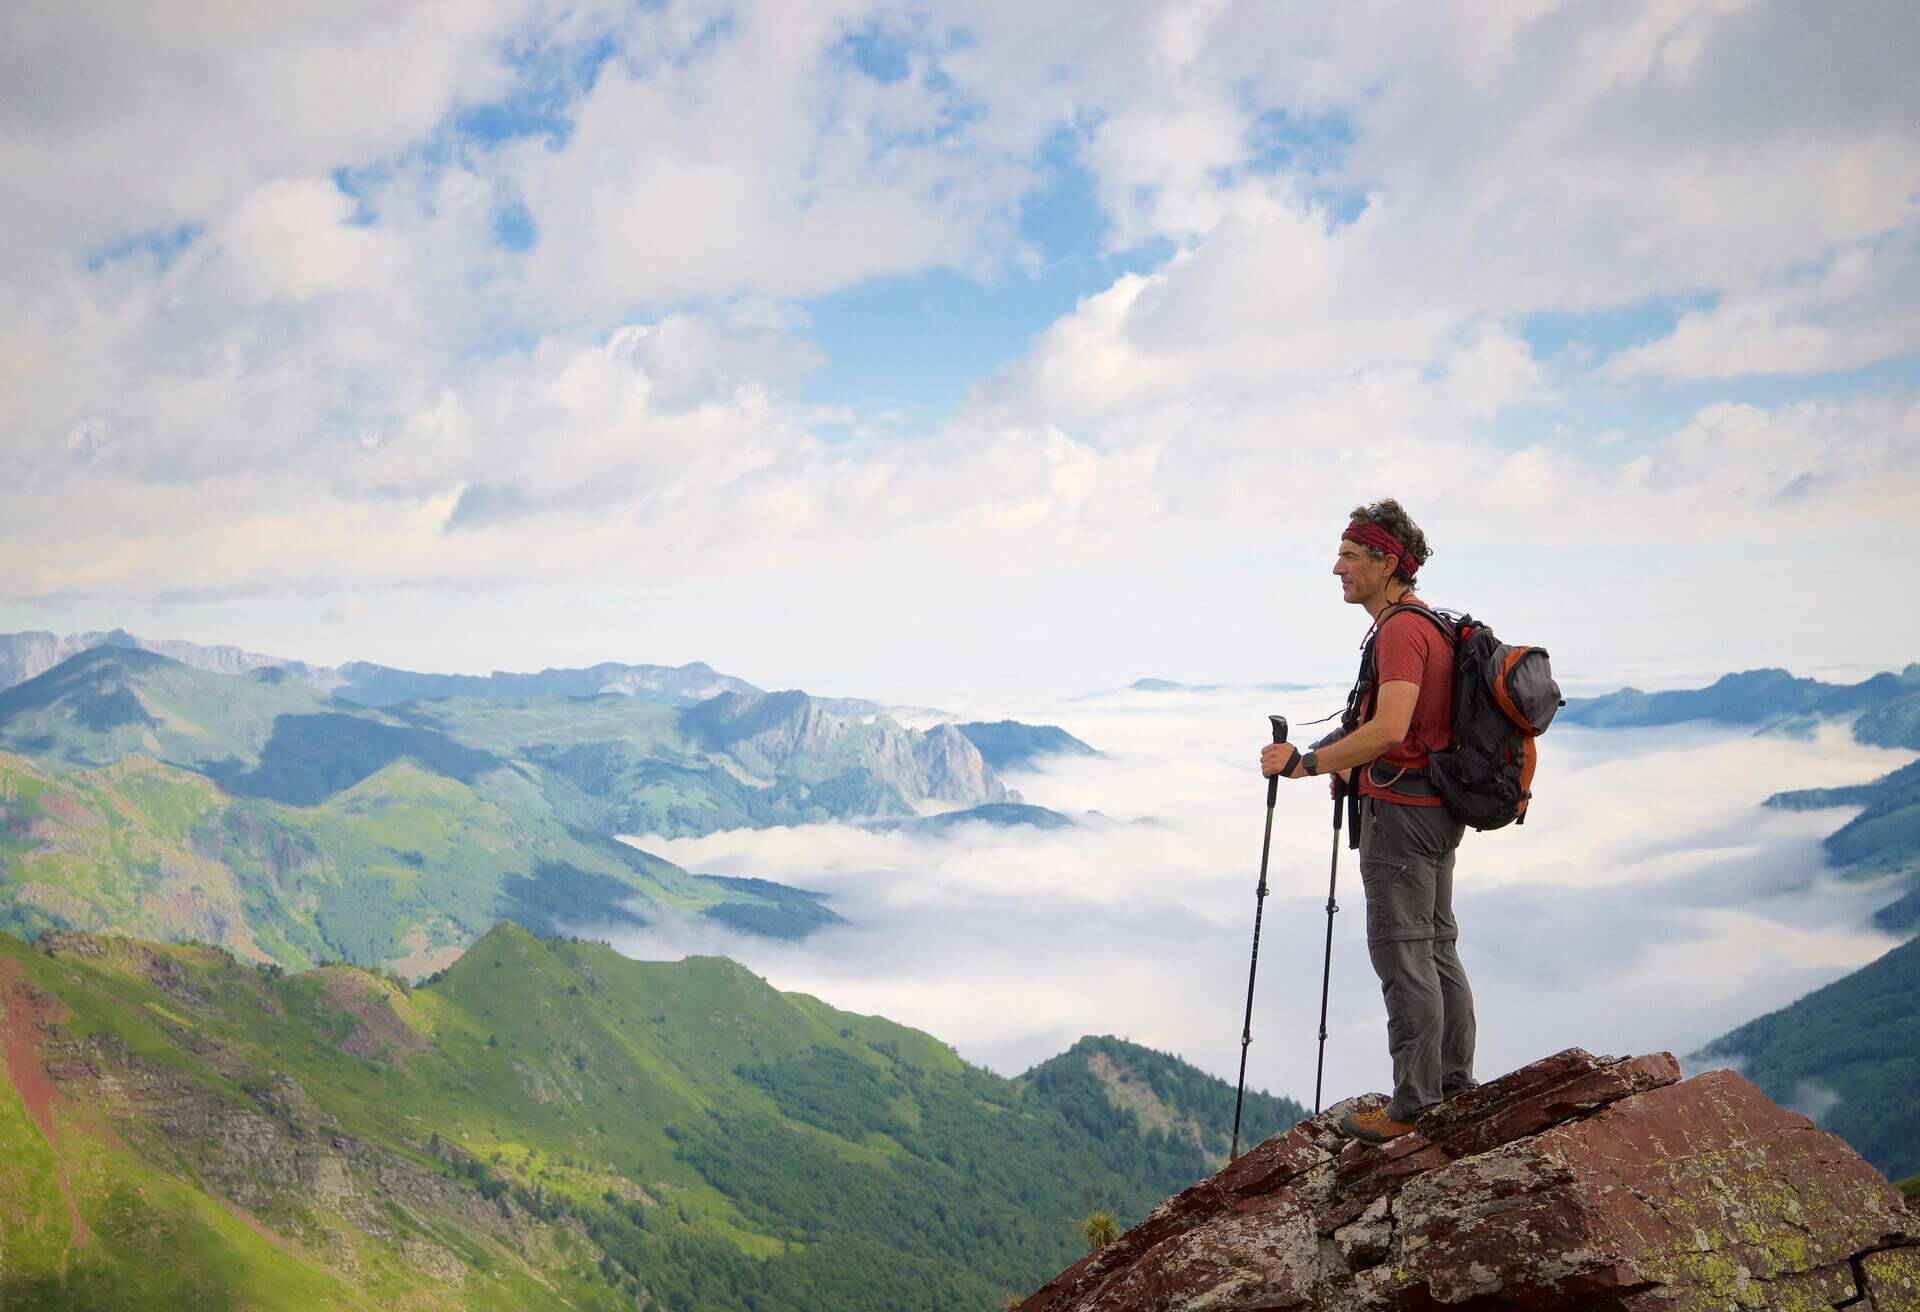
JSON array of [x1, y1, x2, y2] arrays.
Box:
[[1084, 1191, 1319, 1312], [1860, 1246, 1920, 1310], [1215, 1122, 1330, 1199], [1325, 1133, 1447, 1230], [1018, 1049, 1914, 1312], [1414, 1048, 1680, 1161]]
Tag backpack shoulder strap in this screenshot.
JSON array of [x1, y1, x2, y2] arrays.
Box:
[[1366, 602, 1455, 671]]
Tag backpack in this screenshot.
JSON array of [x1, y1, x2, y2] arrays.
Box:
[[1340, 602, 1563, 835]]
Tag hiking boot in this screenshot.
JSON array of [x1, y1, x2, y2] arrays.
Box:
[[1337, 1107, 1418, 1145]]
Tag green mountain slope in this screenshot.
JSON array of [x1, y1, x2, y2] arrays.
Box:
[[0, 646, 526, 814], [1696, 934, 1920, 1181], [1768, 759, 1920, 932], [1019, 1036, 1307, 1172], [0, 925, 1300, 1310], [0, 646, 344, 776], [0, 751, 837, 976]]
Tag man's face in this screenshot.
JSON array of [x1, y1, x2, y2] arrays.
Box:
[[1333, 538, 1394, 604]]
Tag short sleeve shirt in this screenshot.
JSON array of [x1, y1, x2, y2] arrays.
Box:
[[1358, 601, 1453, 807]]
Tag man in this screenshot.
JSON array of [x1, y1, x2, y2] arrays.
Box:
[[1259, 499, 1476, 1145]]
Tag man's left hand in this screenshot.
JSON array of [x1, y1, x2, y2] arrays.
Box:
[[1259, 743, 1305, 779]]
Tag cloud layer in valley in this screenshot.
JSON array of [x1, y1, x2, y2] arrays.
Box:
[[608, 687, 1911, 1100]]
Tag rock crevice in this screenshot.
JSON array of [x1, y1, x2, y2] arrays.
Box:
[[1018, 1048, 1917, 1312]]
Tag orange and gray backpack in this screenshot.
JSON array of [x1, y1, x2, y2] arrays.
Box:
[[1344, 604, 1563, 833]]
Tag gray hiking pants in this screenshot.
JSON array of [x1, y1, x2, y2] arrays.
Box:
[[1357, 795, 1476, 1121]]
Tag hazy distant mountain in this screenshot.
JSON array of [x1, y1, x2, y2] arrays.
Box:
[[0, 626, 308, 691], [1562, 663, 1920, 936], [955, 720, 1097, 771], [320, 658, 761, 708], [864, 802, 1075, 834], [0, 648, 1012, 840], [1091, 676, 1318, 697], [1562, 663, 1920, 747], [0, 627, 766, 708], [412, 686, 1011, 837]]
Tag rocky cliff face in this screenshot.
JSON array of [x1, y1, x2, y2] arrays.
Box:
[[688, 690, 1008, 808], [1018, 1047, 1918, 1312]]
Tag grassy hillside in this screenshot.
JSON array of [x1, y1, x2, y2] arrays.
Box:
[[1696, 934, 1920, 1181], [0, 751, 837, 977], [0, 925, 1300, 1310]]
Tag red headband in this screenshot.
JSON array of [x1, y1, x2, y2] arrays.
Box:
[[1343, 520, 1418, 579]]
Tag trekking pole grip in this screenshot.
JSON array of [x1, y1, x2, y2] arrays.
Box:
[[1267, 716, 1288, 806]]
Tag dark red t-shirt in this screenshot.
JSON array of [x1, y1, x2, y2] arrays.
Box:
[[1358, 601, 1452, 808]]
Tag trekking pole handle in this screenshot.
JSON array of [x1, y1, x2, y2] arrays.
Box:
[[1266, 716, 1288, 806]]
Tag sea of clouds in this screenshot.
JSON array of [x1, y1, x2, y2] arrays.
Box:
[[606, 680, 1912, 1107]]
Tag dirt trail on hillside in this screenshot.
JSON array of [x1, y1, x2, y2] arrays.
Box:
[[1, 960, 90, 1249]]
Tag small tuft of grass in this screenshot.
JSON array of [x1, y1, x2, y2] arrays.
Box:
[[1896, 1173, 1919, 1200], [1078, 1208, 1119, 1252]]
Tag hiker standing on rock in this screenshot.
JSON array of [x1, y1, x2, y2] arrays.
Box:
[[1260, 499, 1477, 1145]]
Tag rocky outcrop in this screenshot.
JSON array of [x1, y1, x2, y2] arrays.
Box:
[[901, 721, 1007, 805], [1018, 1047, 1917, 1312], [687, 689, 1009, 807]]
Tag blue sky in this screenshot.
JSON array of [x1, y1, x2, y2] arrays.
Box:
[[2, 0, 1917, 692]]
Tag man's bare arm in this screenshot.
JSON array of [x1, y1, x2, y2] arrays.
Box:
[[1305, 681, 1419, 775]]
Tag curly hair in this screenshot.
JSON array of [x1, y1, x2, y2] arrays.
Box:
[[1348, 498, 1432, 585]]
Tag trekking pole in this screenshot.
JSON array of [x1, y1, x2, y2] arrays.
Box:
[[1312, 790, 1343, 1114], [1230, 714, 1287, 1162]]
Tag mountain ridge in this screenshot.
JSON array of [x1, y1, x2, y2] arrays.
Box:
[[1561, 661, 1920, 747], [0, 628, 765, 708], [0, 646, 1019, 838]]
